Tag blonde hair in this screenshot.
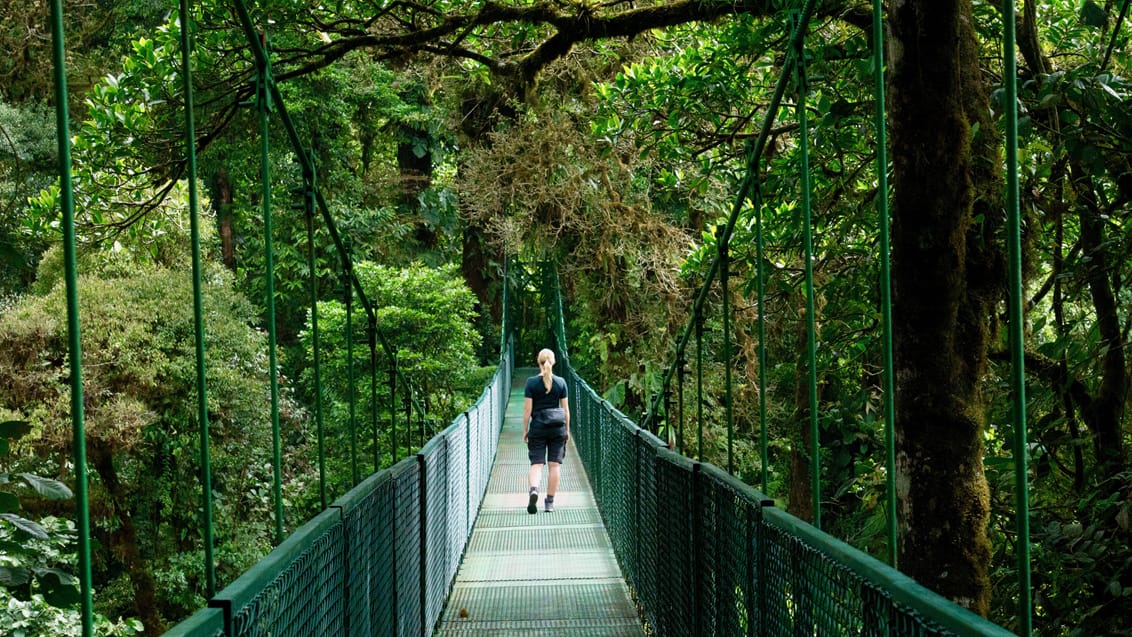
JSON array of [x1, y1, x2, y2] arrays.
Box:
[[537, 348, 556, 393]]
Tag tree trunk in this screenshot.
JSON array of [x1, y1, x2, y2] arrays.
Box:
[[212, 168, 236, 271], [1072, 168, 1128, 473], [889, 0, 994, 615], [89, 440, 166, 636]]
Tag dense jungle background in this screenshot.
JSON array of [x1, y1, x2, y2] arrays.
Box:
[[1, 0, 1130, 635]]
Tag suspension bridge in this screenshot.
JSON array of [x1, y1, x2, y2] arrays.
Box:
[[36, 0, 1041, 634]]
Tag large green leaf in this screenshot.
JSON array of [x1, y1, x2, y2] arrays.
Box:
[[0, 513, 50, 540], [36, 567, 82, 607], [1079, 0, 1107, 28], [0, 565, 32, 587], [0, 420, 32, 441], [18, 473, 73, 500], [0, 539, 25, 556], [0, 491, 18, 513]]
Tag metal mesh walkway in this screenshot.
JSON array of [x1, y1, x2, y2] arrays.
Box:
[[434, 369, 644, 636]]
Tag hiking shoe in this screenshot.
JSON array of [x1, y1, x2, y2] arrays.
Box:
[[544, 497, 555, 513], [527, 491, 538, 514]]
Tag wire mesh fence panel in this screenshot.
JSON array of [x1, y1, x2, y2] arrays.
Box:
[[604, 409, 636, 582], [392, 458, 422, 637], [227, 517, 346, 637], [467, 406, 485, 530], [697, 465, 754, 637], [422, 439, 450, 631], [444, 420, 468, 584], [654, 449, 696, 637], [341, 474, 396, 637], [635, 432, 662, 634]]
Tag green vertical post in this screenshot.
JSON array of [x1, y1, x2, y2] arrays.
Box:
[[871, 0, 898, 568], [346, 267, 359, 486], [257, 37, 284, 544], [501, 256, 509, 354], [369, 317, 380, 473], [390, 363, 398, 462], [407, 386, 416, 450], [755, 190, 770, 495], [1002, 1, 1032, 633], [178, 0, 216, 596], [695, 314, 705, 462], [720, 225, 734, 474], [795, 17, 821, 529], [304, 175, 326, 510], [48, 2, 93, 633], [677, 355, 686, 455]]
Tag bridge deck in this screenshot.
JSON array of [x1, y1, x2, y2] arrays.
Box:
[[434, 369, 644, 636]]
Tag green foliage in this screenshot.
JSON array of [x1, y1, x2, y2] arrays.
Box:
[[0, 99, 54, 295], [0, 239, 309, 628], [297, 262, 481, 503]]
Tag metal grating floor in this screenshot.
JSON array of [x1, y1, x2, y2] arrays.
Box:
[[434, 370, 645, 637]]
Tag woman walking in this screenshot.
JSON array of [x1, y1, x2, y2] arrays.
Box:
[[522, 348, 570, 513]]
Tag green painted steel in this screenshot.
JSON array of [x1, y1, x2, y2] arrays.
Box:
[[795, 14, 821, 530], [695, 316, 704, 461], [871, 0, 898, 569], [347, 268, 359, 486], [720, 227, 734, 474], [370, 317, 381, 473], [1002, 1, 1032, 634], [48, 1, 94, 633], [177, 0, 217, 598], [254, 41, 285, 544], [391, 362, 399, 462], [755, 189, 769, 494], [306, 180, 327, 510]]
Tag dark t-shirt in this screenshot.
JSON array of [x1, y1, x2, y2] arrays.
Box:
[[524, 374, 568, 412]]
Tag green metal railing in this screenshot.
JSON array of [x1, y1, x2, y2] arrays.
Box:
[[549, 281, 1016, 637], [165, 340, 512, 636]]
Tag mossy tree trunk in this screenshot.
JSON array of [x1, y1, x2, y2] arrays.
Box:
[[888, 0, 997, 615]]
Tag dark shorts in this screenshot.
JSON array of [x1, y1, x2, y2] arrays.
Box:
[[527, 424, 567, 465]]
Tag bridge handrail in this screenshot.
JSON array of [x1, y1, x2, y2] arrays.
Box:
[[564, 364, 1016, 637], [163, 340, 513, 636]]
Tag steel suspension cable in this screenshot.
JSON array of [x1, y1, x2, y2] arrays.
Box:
[[756, 188, 770, 494], [253, 39, 286, 544], [871, 0, 898, 568], [346, 265, 359, 486], [369, 316, 380, 472], [696, 314, 705, 461], [178, 0, 216, 597], [390, 362, 399, 462], [305, 175, 327, 510], [721, 228, 735, 474], [48, 1, 93, 632], [1003, 0, 1032, 633], [795, 12, 821, 530]]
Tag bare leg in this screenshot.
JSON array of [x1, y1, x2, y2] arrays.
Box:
[[547, 462, 561, 496], [529, 464, 543, 490]]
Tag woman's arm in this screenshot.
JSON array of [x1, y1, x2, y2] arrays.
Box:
[[522, 397, 533, 442], [559, 397, 570, 440]]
